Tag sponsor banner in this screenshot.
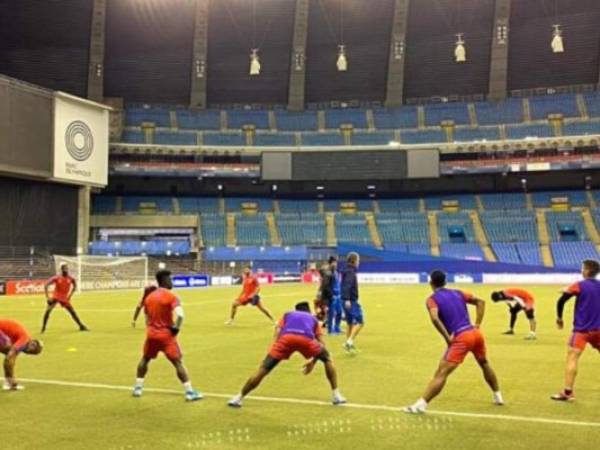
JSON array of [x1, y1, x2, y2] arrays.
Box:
[[0, 281, 6, 296], [358, 273, 420, 284], [172, 275, 210, 289], [482, 273, 580, 285], [53, 92, 110, 186], [211, 276, 233, 286], [256, 273, 274, 285], [6, 279, 49, 295], [273, 275, 302, 284], [80, 279, 147, 291], [232, 275, 243, 286], [452, 274, 475, 284], [302, 271, 321, 284]]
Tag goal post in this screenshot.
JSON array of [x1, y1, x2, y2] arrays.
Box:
[[53, 255, 149, 292]]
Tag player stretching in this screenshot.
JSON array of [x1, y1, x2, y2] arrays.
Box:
[[327, 257, 343, 335], [551, 259, 600, 402], [491, 288, 537, 339], [42, 264, 88, 333], [342, 252, 364, 353], [404, 270, 504, 414], [132, 270, 202, 401], [132, 285, 158, 328], [227, 301, 346, 408], [0, 319, 43, 391], [225, 267, 274, 325]]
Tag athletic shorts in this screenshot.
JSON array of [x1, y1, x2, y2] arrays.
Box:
[[0, 331, 10, 348], [49, 297, 71, 308], [345, 302, 364, 325], [238, 294, 260, 306], [143, 331, 182, 361], [268, 334, 326, 362], [444, 328, 487, 365], [511, 304, 535, 319], [569, 330, 600, 352]]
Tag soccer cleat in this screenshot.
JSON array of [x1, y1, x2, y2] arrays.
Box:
[[2, 382, 24, 391], [132, 386, 143, 398], [402, 405, 426, 414], [502, 330, 515, 335], [493, 392, 505, 405], [224, 319, 234, 326], [524, 334, 537, 341], [227, 396, 243, 408], [332, 394, 347, 405], [551, 391, 575, 402], [80, 326, 90, 332], [185, 390, 203, 402]]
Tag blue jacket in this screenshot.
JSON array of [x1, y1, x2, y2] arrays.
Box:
[[332, 268, 341, 298], [341, 265, 359, 303]]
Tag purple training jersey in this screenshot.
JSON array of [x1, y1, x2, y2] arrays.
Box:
[[566, 279, 600, 332], [426, 288, 474, 336], [278, 311, 320, 340]]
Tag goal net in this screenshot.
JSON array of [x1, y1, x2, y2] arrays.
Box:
[[53, 255, 149, 292]]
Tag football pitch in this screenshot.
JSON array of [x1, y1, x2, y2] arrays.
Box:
[[1, 283, 600, 450]]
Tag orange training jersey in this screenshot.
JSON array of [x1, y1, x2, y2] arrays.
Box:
[[49, 275, 76, 302], [504, 288, 535, 309], [0, 320, 31, 353], [242, 275, 259, 297], [144, 288, 180, 336]]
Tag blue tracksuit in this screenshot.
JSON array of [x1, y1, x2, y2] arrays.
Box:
[[327, 268, 343, 333], [341, 265, 364, 325]]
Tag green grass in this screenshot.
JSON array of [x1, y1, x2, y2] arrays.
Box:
[[2, 283, 600, 449]]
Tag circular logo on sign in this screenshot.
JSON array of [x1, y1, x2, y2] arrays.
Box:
[[65, 121, 94, 161]]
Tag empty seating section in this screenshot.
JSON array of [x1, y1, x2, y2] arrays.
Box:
[[278, 216, 326, 246], [376, 213, 429, 244], [325, 109, 368, 129], [425, 103, 470, 126], [516, 242, 543, 265], [275, 111, 318, 131], [335, 215, 371, 245], [583, 92, 600, 118], [278, 200, 319, 213], [254, 260, 303, 274], [474, 98, 523, 125], [177, 109, 220, 130], [125, 108, 170, 127], [254, 133, 296, 146], [373, 107, 418, 129], [400, 129, 446, 144], [154, 131, 196, 146], [225, 198, 273, 212], [551, 242, 599, 268], [491, 242, 542, 265], [236, 215, 270, 246], [531, 191, 589, 207], [122, 130, 145, 144], [562, 120, 600, 136], [479, 193, 526, 210], [545, 211, 588, 241], [92, 196, 117, 214], [491, 243, 520, 264], [301, 132, 345, 146], [227, 110, 269, 130], [377, 199, 421, 212], [351, 132, 395, 146], [425, 195, 477, 210], [203, 133, 245, 146], [179, 197, 219, 214], [506, 124, 554, 139], [481, 211, 537, 242], [437, 213, 475, 242], [90, 240, 190, 256], [202, 216, 226, 247], [440, 243, 485, 260], [121, 196, 172, 213], [453, 127, 500, 142], [529, 94, 579, 120]]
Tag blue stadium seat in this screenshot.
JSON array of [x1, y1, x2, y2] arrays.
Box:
[[440, 243, 485, 260], [278, 216, 326, 246], [529, 94, 579, 120], [177, 109, 221, 130], [92, 196, 117, 214], [275, 111, 318, 131], [532, 191, 589, 207], [562, 120, 600, 136], [376, 212, 429, 244], [377, 199, 421, 212], [453, 127, 500, 142], [254, 133, 296, 146], [424, 103, 470, 126], [545, 211, 588, 241], [227, 110, 270, 130], [301, 132, 345, 146], [474, 98, 523, 126], [584, 92, 600, 118], [125, 107, 170, 127], [226, 198, 273, 212], [506, 124, 554, 139], [425, 195, 476, 210], [551, 241, 599, 269], [325, 109, 368, 129], [203, 133, 245, 146], [437, 212, 476, 242], [202, 215, 226, 247], [121, 129, 145, 144], [236, 214, 270, 246], [335, 214, 371, 245], [178, 197, 219, 214], [479, 193, 526, 210], [278, 200, 319, 213], [373, 107, 418, 129], [400, 129, 446, 144], [516, 242, 543, 266], [154, 131, 197, 146], [351, 132, 395, 146], [481, 211, 538, 242]]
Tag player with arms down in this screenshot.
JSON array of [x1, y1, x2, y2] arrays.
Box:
[[404, 270, 504, 414], [132, 270, 202, 401], [41, 263, 89, 333], [225, 267, 274, 325], [227, 301, 346, 408], [0, 319, 43, 391], [551, 259, 600, 402], [491, 287, 537, 340]]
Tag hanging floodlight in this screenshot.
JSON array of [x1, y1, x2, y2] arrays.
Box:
[[249, 49, 261, 76], [551, 24, 564, 53], [336, 45, 348, 71], [454, 33, 466, 63]]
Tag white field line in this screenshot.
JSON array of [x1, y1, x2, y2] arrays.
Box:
[[19, 378, 600, 429]]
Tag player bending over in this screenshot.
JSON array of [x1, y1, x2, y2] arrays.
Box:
[[0, 319, 43, 391], [491, 288, 537, 339], [404, 270, 504, 414], [41, 264, 89, 333], [227, 301, 346, 408], [225, 267, 274, 325], [342, 252, 364, 353], [132, 270, 202, 401], [551, 259, 600, 402]]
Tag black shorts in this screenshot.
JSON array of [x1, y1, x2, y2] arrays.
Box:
[[510, 304, 535, 319]]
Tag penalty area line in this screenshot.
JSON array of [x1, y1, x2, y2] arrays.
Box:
[[20, 378, 600, 429]]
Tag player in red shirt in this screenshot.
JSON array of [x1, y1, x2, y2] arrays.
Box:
[[225, 267, 274, 325], [0, 319, 43, 391], [131, 285, 158, 328], [41, 263, 89, 333], [132, 270, 202, 401], [491, 288, 537, 339]]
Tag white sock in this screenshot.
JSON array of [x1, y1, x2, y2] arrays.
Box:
[[135, 378, 144, 388], [183, 381, 193, 392], [346, 338, 354, 346], [333, 388, 341, 397], [494, 391, 504, 404], [414, 398, 428, 410], [232, 393, 243, 402]]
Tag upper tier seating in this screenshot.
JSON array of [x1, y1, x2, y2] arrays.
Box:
[[373, 107, 418, 129], [227, 110, 270, 130], [400, 129, 447, 144], [474, 98, 523, 125], [377, 199, 421, 212], [531, 191, 589, 207], [335, 215, 371, 245], [125, 107, 170, 127], [425, 195, 477, 210], [529, 94, 579, 120], [179, 197, 219, 214], [323, 199, 373, 212], [275, 111, 318, 131], [225, 198, 273, 212], [424, 103, 470, 126], [376, 212, 429, 244], [177, 109, 220, 130], [278, 200, 320, 213], [479, 193, 527, 210], [325, 109, 368, 129], [122, 196, 173, 213], [437, 212, 476, 243], [301, 132, 345, 146], [235, 215, 270, 246], [351, 132, 395, 146], [545, 211, 588, 241], [551, 241, 599, 268], [505, 124, 554, 139], [277, 216, 326, 246], [481, 211, 538, 242]]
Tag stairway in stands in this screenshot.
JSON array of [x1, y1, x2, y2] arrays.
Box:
[[535, 210, 554, 267]]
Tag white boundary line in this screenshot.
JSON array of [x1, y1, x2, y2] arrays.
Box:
[[19, 378, 600, 429]]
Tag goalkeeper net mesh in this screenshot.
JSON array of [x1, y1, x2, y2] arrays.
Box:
[[53, 255, 149, 292]]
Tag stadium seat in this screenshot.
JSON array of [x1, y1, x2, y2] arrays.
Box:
[[545, 211, 588, 241], [474, 98, 524, 126], [505, 124, 554, 139], [424, 103, 470, 126], [551, 241, 599, 269], [335, 214, 371, 245], [351, 132, 395, 146], [153, 131, 197, 146], [203, 133, 246, 146], [373, 107, 419, 129], [529, 94, 579, 120], [275, 111, 318, 131], [125, 107, 170, 127], [236, 215, 270, 246], [121, 129, 145, 144], [177, 109, 221, 130], [453, 127, 501, 142], [227, 110, 270, 130], [254, 133, 296, 146], [301, 132, 345, 146], [562, 120, 600, 137], [400, 129, 447, 144], [325, 109, 368, 129]]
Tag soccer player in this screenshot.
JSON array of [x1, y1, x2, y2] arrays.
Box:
[[132, 269, 202, 401], [404, 270, 504, 414], [342, 252, 364, 353], [225, 267, 274, 325], [491, 288, 537, 339], [0, 319, 43, 391], [314, 258, 335, 327], [41, 263, 89, 333], [327, 257, 343, 335], [551, 259, 600, 402], [132, 285, 158, 328], [227, 301, 346, 408]]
